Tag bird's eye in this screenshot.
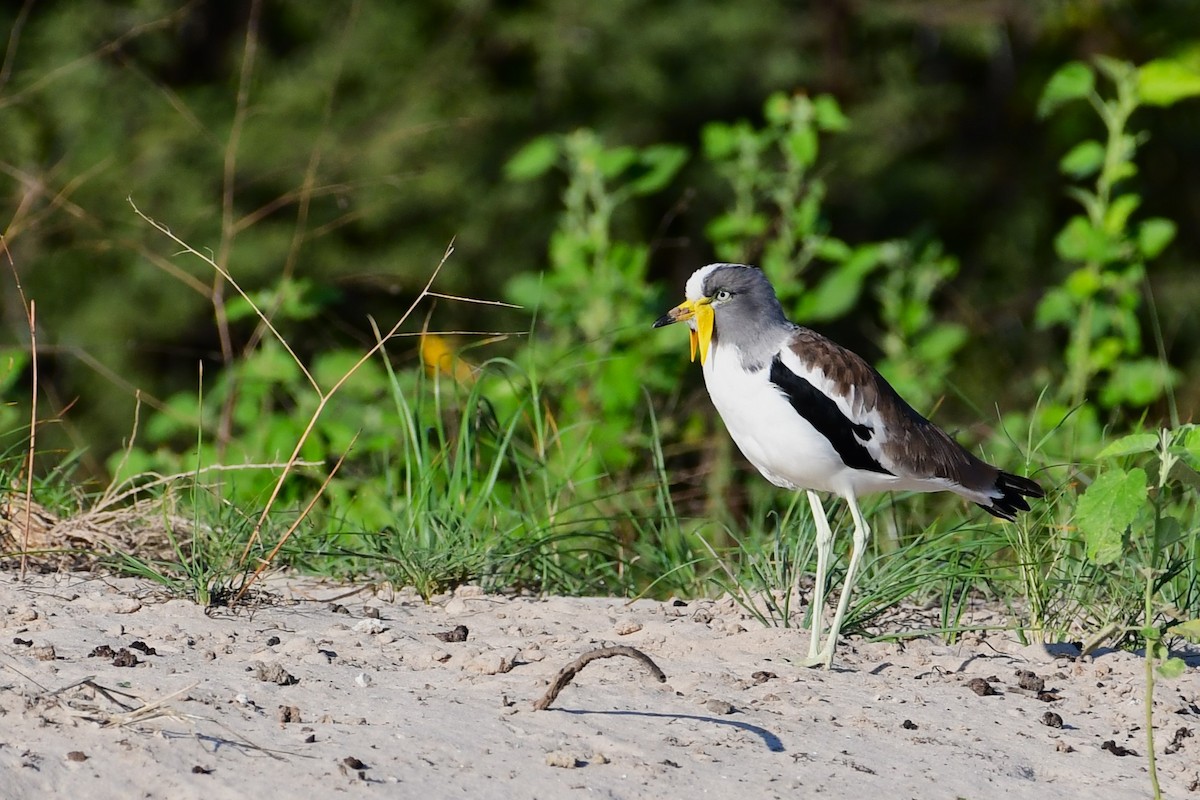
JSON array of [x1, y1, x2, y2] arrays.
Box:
[[714, 289, 732, 302]]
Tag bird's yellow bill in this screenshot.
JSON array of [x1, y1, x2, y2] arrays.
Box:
[[653, 298, 715, 365]]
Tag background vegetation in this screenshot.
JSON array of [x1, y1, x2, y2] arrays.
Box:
[[1, 1, 1198, 660]]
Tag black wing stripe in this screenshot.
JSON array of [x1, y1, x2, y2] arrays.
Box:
[[768, 356, 893, 476]]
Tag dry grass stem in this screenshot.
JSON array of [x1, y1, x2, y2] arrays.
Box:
[[232, 436, 358, 605], [127, 199, 319, 393]]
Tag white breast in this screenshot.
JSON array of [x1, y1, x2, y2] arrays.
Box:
[[701, 342, 910, 497]]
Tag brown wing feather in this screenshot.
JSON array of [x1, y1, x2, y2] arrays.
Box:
[[787, 328, 1000, 492]]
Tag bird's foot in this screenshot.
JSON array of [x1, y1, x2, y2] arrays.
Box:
[[801, 634, 835, 670], [797, 651, 835, 670]]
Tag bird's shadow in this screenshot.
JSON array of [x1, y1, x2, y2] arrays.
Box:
[[552, 707, 785, 753]]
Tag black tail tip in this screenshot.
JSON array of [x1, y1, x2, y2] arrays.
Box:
[[978, 471, 1045, 521]]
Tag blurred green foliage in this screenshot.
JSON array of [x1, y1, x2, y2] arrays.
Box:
[[2, 2, 1200, 469], [1036, 56, 1195, 420], [3, 4, 1200, 630], [504, 129, 687, 474]]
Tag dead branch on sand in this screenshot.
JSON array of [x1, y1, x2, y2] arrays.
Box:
[[533, 645, 666, 711]]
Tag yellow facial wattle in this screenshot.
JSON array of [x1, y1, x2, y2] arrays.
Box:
[[692, 301, 714, 364], [654, 296, 716, 365]]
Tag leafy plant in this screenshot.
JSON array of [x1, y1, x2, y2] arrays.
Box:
[[702, 93, 968, 408], [702, 92, 887, 324], [318, 354, 622, 600], [1075, 426, 1200, 800], [104, 483, 264, 607], [1036, 56, 1200, 417], [872, 241, 968, 413], [504, 129, 688, 474]]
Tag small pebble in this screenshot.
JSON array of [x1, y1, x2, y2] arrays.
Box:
[[254, 661, 299, 686], [464, 650, 515, 675], [545, 751, 581, 768], [966, 678, 998, 697], [431, 625, 469, 643], [614, 620, 643, 636], [705, 699, 736, 715], [31, 645, 56, 662], [353, 618, 386, 635]]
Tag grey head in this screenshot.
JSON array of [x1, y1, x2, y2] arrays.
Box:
[[689, 263, 792, 367]]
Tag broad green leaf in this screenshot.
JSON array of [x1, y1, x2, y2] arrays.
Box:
[[705, 213, 768, 244], [1137, 218, 1176, 259], [814, 237, 852, 263], [0, 349, 30, 395], [1063, 265, 1101, 298], [1138, 59, 1200, 107], [504, 135, 559, 180], [913, 323, 967, 362], [792, 191, 823, 235], [763, 91, 793, 125], [794, 249, 882, 322], [1075, 467, 1147, 564], [1185, 426, 1200, 462], [1038, 62, 1094, 117], [504, 272, 548, 308], [1095, 433, 1159, 459], [627, 145, 689, 195], [1090, 336, 1123, 371], [813, 94, 849, 131], [596, 145, 637, 178], [1055, 216, 1112, 264], [701, 122, 737, 160], [785, 127, 818, 167], [1034, 287, 1075, 328], [1167, 619, 1200, 642], [1103, 194, 1140, 235], [1154, 515, 1185, 548], [1099, 359, 1178, 408], [1158, 657, 1188, 680], [1059, 140, 1105, 178]]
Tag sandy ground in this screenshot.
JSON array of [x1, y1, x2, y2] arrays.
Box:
[[1, 573, 1197, 799]]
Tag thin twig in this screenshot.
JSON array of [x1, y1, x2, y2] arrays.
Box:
[[127, 199, 318, 393], [425, 292, 524, 309], [99, 390, 144, 509], [533, 646, 667, 711], [231, 434, 358, 605], [1, 236, 36, 579], [92, 459, 322, 516], [21, 299, 35, 579], [0, 2, 198, 112], [0, 0, 34, 92], [232, 241, 458, 576], [0, 160, 209, 293]]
